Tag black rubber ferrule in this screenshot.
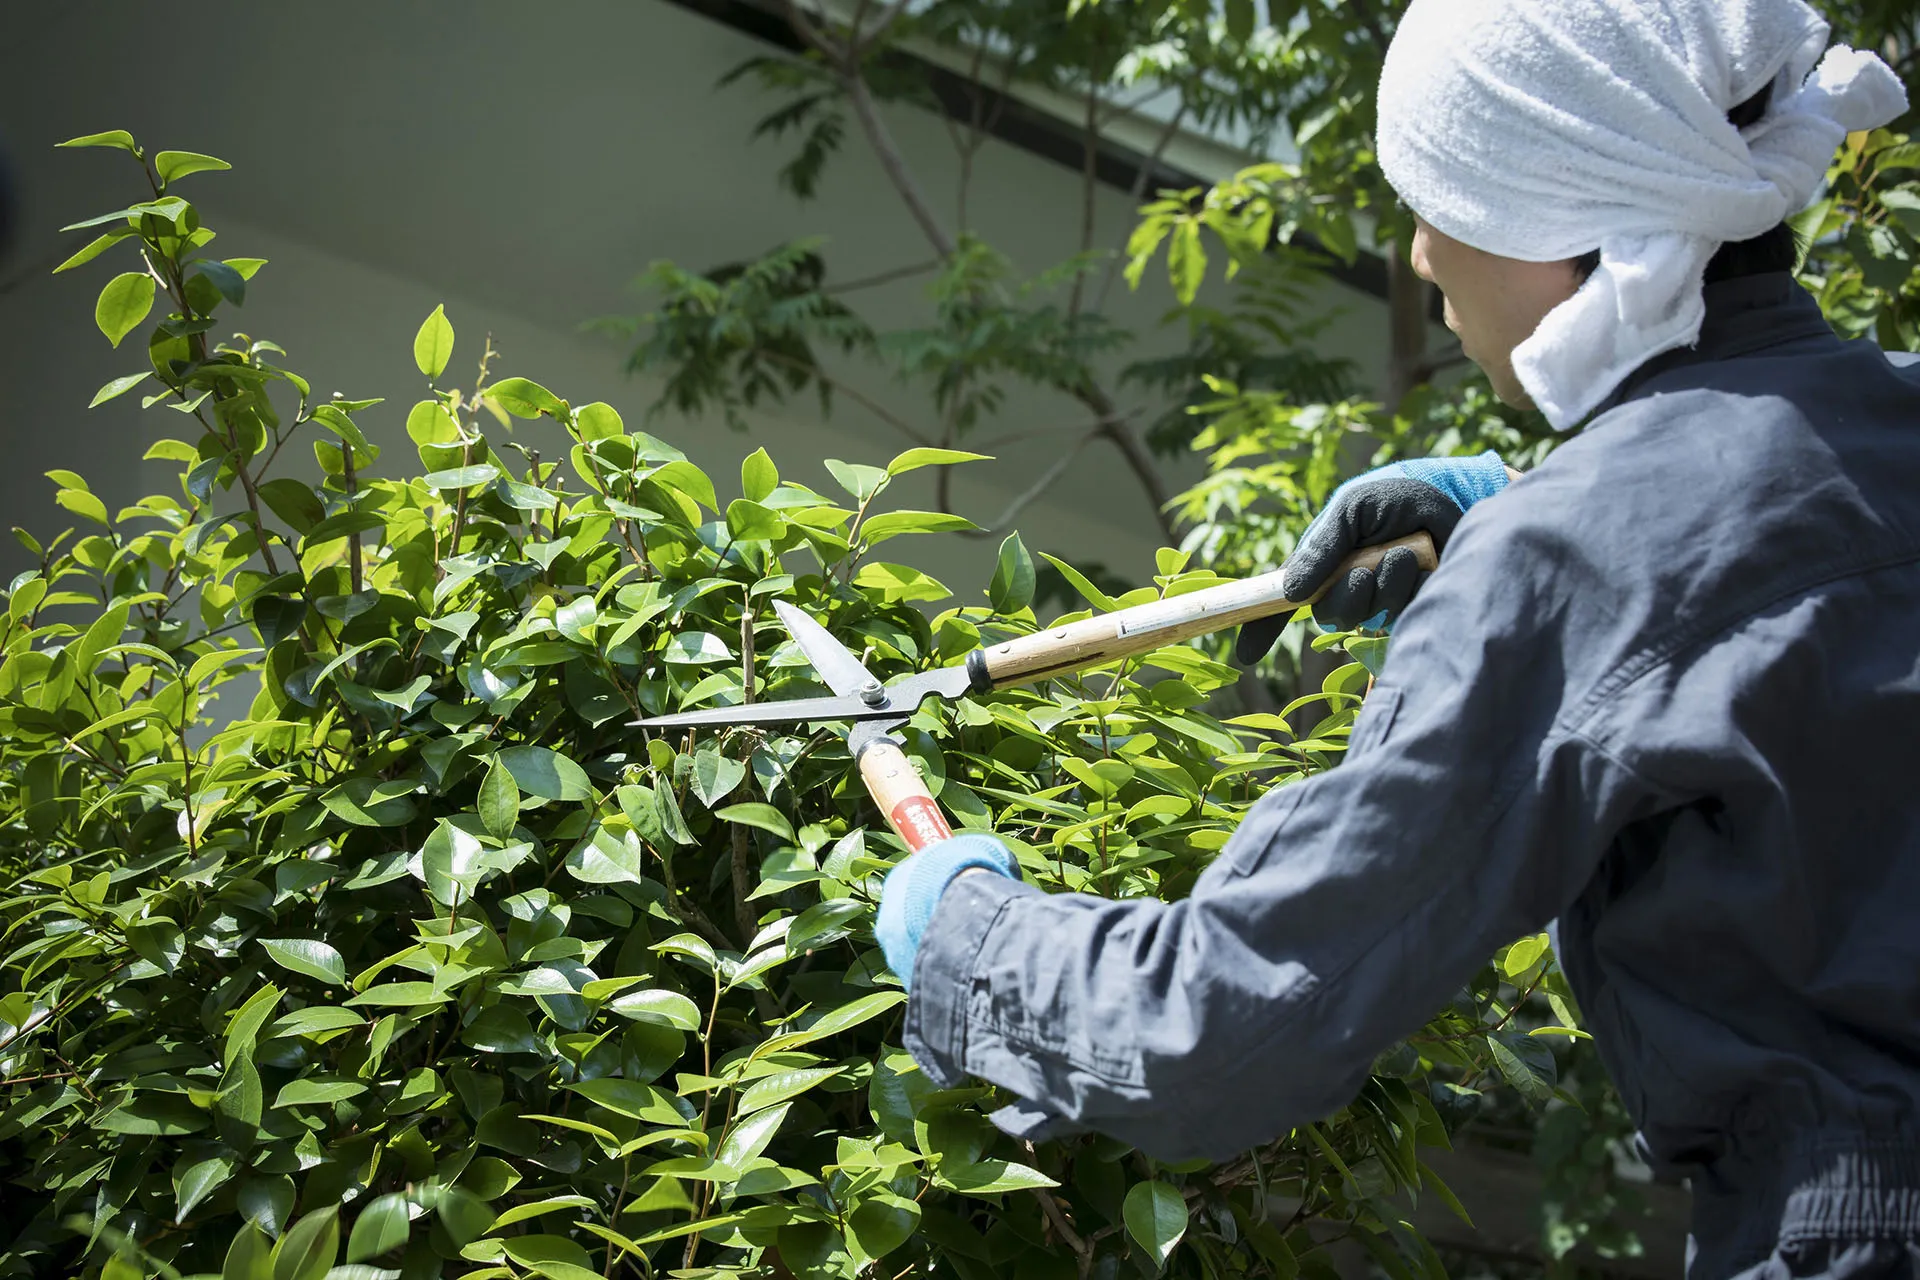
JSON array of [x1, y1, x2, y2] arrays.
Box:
[[965, 648, 994, 694]]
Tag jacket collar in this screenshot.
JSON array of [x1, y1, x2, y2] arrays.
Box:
[[1586, 273, 1838, 422]]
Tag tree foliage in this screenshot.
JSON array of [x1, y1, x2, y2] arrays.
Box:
[[0, 137, 1592, 1280]]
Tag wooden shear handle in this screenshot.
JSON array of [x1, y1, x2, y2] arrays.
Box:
[[851, 533, 1438, 851], [975, 531, 1438, 689], [857, 739, 953, 853]]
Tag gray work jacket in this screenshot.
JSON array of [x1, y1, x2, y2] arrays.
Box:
[[904, 274, 1920, 1277]]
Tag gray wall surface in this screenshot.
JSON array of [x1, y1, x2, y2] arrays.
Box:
[[0, 0, 1390, 595]]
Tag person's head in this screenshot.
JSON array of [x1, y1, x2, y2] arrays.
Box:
[[1406, 83, 1801, 414], [1374, 0, 1904, 428]]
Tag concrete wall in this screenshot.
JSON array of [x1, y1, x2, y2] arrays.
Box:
[[0, 0, 1391, 594]]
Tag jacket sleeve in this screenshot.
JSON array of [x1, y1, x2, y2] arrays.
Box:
[[901, 498, 1671, 1162]]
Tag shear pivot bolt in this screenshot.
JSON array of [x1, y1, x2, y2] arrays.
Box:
[[859, 679, 886, 707]]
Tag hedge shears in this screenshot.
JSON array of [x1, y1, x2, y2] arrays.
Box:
[[632, 534, 1434, 853]]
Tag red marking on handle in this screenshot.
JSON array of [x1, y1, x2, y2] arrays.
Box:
[[889, 795, 953, 852]]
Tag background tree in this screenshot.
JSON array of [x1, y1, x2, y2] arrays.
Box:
[[613, 0, 1919, 688]]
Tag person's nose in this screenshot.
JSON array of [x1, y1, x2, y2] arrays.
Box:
[[1409, 225, 1435, 284]]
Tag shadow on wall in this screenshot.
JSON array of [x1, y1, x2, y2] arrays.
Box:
[[0, 139, 18, 267]]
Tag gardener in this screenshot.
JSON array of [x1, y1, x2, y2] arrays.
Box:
[[873, 1, 1920, 1276]]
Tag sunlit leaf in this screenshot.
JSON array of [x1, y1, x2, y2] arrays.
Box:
[[95, 272, 155, 347], [497, 746, 591, 802], [259, 938, 346, 986], [155, 150, 231, 183], [413, 304, 454, 380], [1123, 1181, 1188, 1269]]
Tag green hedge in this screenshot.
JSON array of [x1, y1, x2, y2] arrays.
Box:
[[0, 134, 1565, 1280]]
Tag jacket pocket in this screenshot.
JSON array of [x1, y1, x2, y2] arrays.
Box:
[[1216, 686, 1402, 880], [1217, 783, 1307, 879], [1347, 684, 1402, 758]]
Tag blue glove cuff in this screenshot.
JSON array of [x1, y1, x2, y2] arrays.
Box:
[[1387, 450, 1510, 512], [875, 834, 1020, 992]]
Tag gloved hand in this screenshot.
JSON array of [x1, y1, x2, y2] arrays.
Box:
[[875, 833, 1021, 992], [1236, 450, 1512, 664]]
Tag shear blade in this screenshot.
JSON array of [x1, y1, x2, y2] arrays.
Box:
[[630, 692, 894, 730], [630, 664, 974, 731], [771, 600, 878, 696]]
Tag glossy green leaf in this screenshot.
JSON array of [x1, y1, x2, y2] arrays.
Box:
[[860, 510, 980, 544], [345, 982, 449, 1007], [726, 498, 785, 542], [488, 1195, 597, 1230], [463, 1005, 543, 1054], [413, 304, 454, 379], [761, 991, 904, 1051], [940, 1158, 1059, 1194], [423, 464, 499, 489], [435, 1188, 494, 1247], [258, 478, 326, 533], [846, 1190, 921, 1262], [155, 150, 231, 183], [651, 783, 695, 846], [501, 1234, 598, 1280], [195, 257, 248, 305], [497, 745, 591, 802], [574, 401, 623, 440], [55, 225, 136, 273], [1486, 1030, 1557, 1102], [988, 532, 1036, 613], [884, 447, 992, 476], [175, 1153, 235, 1223], [569, 1078, 695, 1125], [418, 819, 486, 906], [238, 1179, 294, 1240], [488, 376, 565, 419], [271, 1206, 339, 1280], [653, 931, 718, 973], [607, 989, 702, 1030], [564, 826, 644, 884], [715, 1101, 791, 1169], [272, 1077, 367, 1107], [741, 447, 779, 501], [95, 272, 155, 347], [824, 458, 887, 502], [851, 562, 950, 603], [59, 129, 140, 153], [259, 938, 346, 986], [715, 801, 792, 843], [406, 398, 461, 444], [690, 749, 747, 809], [1501, 931, 1552, 981], [89, 371, 150, 407], [345, 1193, 411, 1263], [1123, 1180, 1188, 1269], [478, 756, 519, 838], [738, 1066, 842, 1114], [223, 1223, 272, 1280], [662, 630, 732, 664], [225, 983, 284, 1065]]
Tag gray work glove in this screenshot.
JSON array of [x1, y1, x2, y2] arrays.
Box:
[[1236, 451, 1512, 664]]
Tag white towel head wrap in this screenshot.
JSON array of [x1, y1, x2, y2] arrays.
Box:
[[1376, 0, 1908, 429]]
